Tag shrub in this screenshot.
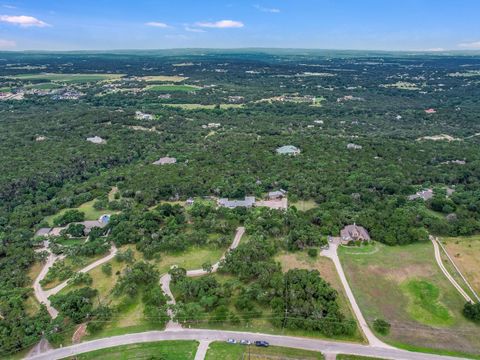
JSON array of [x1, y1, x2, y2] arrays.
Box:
[[463, 302, 480, 322], [307, 248, 318, 258], [373, 318, 391, 335]]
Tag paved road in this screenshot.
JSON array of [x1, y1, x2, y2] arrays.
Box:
[[321, 241, 391, 348], [33, 244, 117, 318], [194, 340, 211, 360], [161, 227, 245, 330], [33, 247, 65, 318], [430, 236, 473, 303], [26, 328, 469, 360]]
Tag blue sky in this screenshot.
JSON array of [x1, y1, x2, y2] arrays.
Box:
[[0, 0, 479, 51]]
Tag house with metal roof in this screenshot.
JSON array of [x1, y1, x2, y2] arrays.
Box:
[[218, 196, 256, 209], [153, 157, 177, 165], [276, 145, 300, 156]]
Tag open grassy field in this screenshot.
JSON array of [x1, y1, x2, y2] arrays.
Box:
[[290, 199, 318, 211], [9, 73, 124, 83], [206, 342, 324, 360], [0, 86, 11, 92], [338, 241, 480, 356], [161, 103, 243, 110], [43, 199, 112, 226], [146, 84, 201, 92], [25, 82, 63, 90], [140, 75, 188, 82], [442, 235, 480, 295], [71, 340, 198, 360]]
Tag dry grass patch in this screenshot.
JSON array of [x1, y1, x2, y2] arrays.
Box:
[[442, 235, 480, 295]]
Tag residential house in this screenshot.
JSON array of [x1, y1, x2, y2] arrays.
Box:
[[153, 157, 177, 165], [276, 145, 301, 156], [340, 224, 371, 244], [408, 189, 433, 201], [267, 189, 287, 200], [86, 136, 106, 144], [218, 196, 256, 209]]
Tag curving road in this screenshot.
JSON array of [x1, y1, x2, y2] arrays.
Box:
[[321, 240, 392, 348], [33, 243, 118, 318], [161, 227, 245, 330], [430, 236, 473, 303], [26, 328, 468, 360]]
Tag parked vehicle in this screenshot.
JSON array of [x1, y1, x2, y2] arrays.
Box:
[[227, 338, 236, 344], [240, 339, 251, 345], [255, 340, 269, 347]]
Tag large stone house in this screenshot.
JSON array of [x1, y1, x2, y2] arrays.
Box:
[[340, 223, 371, 244]]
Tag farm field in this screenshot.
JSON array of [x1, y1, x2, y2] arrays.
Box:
[[205, 341, 324, 360], [7, 73, 124, 83], [441, 235, 480, 295], [73, 340, 198, 360], [338, 242, 480, 356], [140, 75, 188, 82], [146, 84, 201, 92]]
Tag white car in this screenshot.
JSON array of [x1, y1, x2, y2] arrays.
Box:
[[240, 339, 251, 345], [227, 338, 236, 344]]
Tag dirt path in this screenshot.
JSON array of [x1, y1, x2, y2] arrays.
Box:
[[26, 338, 53, 358], [161, 226, 245, 329], [430, 236, 473, 303], [321, 240, 392, 348], [33, 243, 117, 319]]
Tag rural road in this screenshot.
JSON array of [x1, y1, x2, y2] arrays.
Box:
[[430, 236, 473, 303], [321, 240, 392, 349], [161, 226, 245, 331], [33, 243, 117, 318], [26, 328, 469, 360]]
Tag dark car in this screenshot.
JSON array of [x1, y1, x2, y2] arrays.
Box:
[[255, 340, 269, 347]]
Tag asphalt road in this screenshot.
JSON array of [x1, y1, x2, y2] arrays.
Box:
[[26, 328, 469, 360], [321, 240, 391, 348]]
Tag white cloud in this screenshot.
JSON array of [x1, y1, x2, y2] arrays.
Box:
[[0, 38, 16, 48], [195, 20, 244, 28], [426, 48, 445, 52], [145, 21, 170, 28], [458, 41, 480, 49], [254, 4, 280, 13], [185, 26, 205, 33], [2, 5, 17, 9], [0, 14, 50, 27]]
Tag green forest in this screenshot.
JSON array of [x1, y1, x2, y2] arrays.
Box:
[[1, 50, 480, 356]]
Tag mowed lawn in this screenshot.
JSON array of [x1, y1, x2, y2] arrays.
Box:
[[9, 73, 124, 83], [339, 242, 480, 356], [206, 342, 324, 360], [72, 340, 198, 360], [43, 199, 111, 226], [442, 235, 480, 295]]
